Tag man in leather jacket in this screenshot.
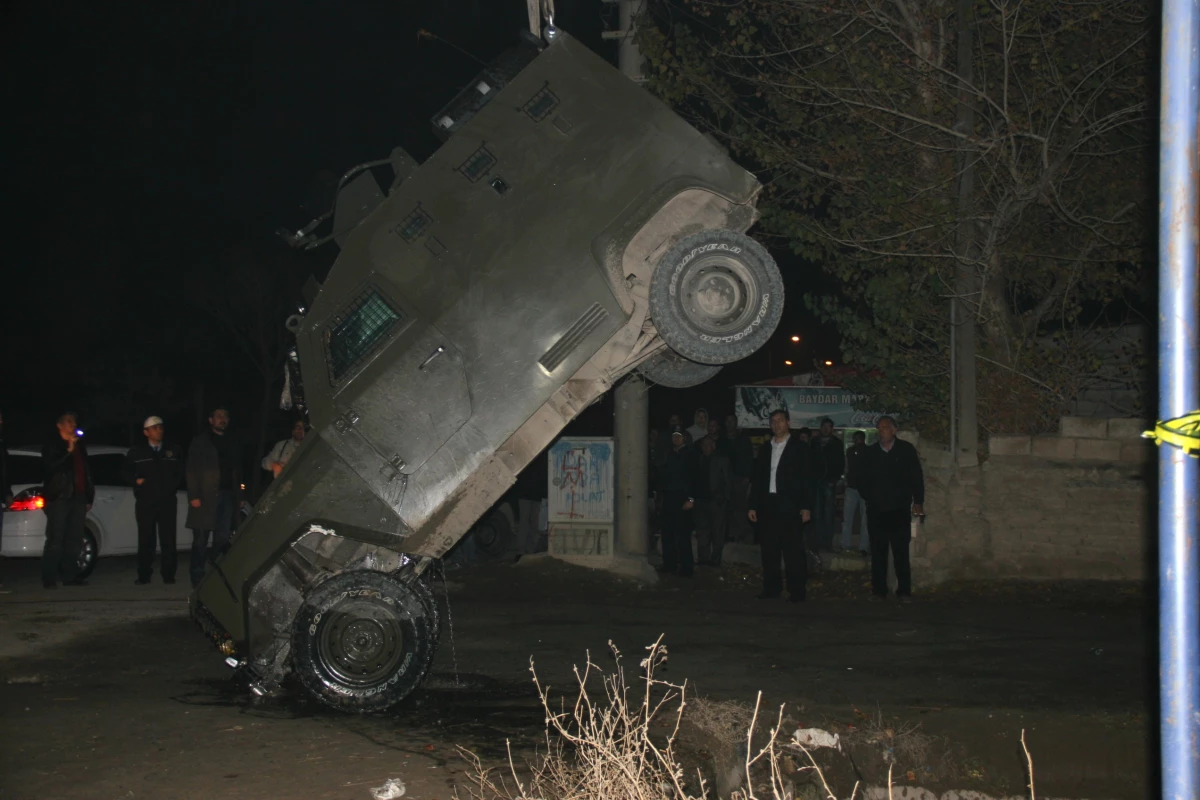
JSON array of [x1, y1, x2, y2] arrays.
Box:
[[41, 412, 94, 588]]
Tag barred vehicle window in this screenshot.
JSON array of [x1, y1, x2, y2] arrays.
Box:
[[325, 287, 405, 383]]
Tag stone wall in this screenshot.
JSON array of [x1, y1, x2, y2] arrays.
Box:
[[912, 417, 1154, 583]]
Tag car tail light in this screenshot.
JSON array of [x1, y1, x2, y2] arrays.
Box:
[[7, 488, 45, 512]]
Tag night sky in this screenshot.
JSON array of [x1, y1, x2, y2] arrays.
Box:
[[2, 0, 832, 449]]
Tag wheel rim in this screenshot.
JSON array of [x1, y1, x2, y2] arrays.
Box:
[[678, 255, 760, 335], [316, 599, 405, 687], [77, 534, 96, 571]]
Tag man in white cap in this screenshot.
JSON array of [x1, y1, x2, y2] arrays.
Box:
[[122, 416, 183, 585]]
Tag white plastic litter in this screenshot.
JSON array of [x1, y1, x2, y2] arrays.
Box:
[[370, 778, 406, 799], [792, 727, 842, 751]]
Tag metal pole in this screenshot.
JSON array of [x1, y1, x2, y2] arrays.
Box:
[[612, 0, 650, 558], [617, 0, 645, 79], [1157, 0, 1200, 794], [949, 297, 957, 459]]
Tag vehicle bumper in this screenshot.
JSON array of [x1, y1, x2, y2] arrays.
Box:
[[0, 513, 46, 557]]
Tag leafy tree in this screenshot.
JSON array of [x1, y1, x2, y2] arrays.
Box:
[[639, 0, 1151, 442]]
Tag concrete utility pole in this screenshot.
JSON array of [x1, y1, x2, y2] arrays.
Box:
[[952, 0, 979, 468], [608, 0, 650, 558]]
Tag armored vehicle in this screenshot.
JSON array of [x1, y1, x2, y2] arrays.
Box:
[[191, 30, 783, 712]]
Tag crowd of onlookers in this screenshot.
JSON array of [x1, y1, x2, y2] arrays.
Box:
[[5, 402, 923, 603], [1, 407, 307, 590], [649, 407, 925, 603]]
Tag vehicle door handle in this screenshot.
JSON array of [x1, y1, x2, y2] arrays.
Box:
[[418, 346, 445, 370]]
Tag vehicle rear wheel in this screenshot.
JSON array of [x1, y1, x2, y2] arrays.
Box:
[[76, 526, 98, 580], [468, 507, 515, 560], [637, 348, 723, 388], [291, 570, 437, 713], [649, 230, 783, 364]]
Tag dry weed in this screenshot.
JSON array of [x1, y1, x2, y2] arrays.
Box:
[[456, 635, 706, 800], [455, 637, 1037, 800]]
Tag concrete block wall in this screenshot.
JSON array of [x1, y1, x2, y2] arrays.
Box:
[[913, 417, 1152, 583]]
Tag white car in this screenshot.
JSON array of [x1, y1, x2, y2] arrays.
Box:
[[1, 445, 192, 578]]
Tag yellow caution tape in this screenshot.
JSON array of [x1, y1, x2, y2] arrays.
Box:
[[1143, 410, 1200, 457]]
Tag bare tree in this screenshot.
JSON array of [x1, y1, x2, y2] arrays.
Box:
[[640, 0, 1151, 437], [196, 248, 303, 498]]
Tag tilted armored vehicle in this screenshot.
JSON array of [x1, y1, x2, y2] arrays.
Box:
[[191, 29, 783, 712]]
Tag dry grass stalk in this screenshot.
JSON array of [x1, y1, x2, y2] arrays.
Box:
[[455, 638, 1037, 800], [455, 635, 706, 800], [730, 691, 856, 800]]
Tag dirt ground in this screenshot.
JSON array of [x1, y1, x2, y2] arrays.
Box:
[[0, 554, 1151, 799]]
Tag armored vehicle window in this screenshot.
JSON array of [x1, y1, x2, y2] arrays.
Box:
[[325, 287, 404, 382]]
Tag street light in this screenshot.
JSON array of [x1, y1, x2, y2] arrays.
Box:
[[824, 360, 834, 366], [784, 360, 793, 366], [790, 335, 800, 342]]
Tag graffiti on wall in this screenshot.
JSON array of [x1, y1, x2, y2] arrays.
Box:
[[548, 437, 614, 523]]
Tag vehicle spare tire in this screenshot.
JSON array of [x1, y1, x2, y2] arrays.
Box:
[[637, 348, 722, 388], [649, 230, 784, 364], [291, 570, 437, 713]]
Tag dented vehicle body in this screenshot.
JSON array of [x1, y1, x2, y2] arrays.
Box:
[[192, 31, 781, 711]]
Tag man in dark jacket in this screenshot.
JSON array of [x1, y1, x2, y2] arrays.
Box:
[[694, 436, 733, 566], [41, 412, 94, 588], [0, 408, 9, 554], [748, 409, 814, 601], [123, 416, 183, 585], [723, 414, 755, 544], [186, 407, 244, 587], [657, 429, 699, 577], [811, 418, 845, 551], [858, 416, 924, 601], [839, 430, 870, 554]]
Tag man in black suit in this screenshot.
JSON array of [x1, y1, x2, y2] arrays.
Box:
[[658, 428, 699, 577], [748, 409, 814, 602], [859, 415, 924, 602]]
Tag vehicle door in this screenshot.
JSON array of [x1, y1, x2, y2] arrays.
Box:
[[302, 276, 472, 507], [87, 452, 136, 554]]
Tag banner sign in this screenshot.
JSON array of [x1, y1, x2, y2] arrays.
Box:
[[547, 437, 614, 524], [735, 386, 895, 430]]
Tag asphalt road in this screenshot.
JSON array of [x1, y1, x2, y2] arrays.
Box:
[[0, 554, 1152, 799]]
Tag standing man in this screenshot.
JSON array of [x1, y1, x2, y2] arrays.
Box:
[[706, 417, 724, 451], [694, 436, 733, 566], [41, 412, 94, 588], [0, 409, 9, 590], [123, 416, 183, 585], [811, 418, 845, 552], [0, 409, 10, 548], [686, 408, 709, 444], [657, 429, 698, 577], [724, 414, 755, 543], [839, 431, 870, 554], [186, 407, 244, 587], [748, 409, 813, 602], [262, 419, 306, 478], [859, 416, 924, 602]]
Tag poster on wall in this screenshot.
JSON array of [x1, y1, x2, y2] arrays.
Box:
[[547, 437, 614, 524], [735, 386, 895, 430]]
